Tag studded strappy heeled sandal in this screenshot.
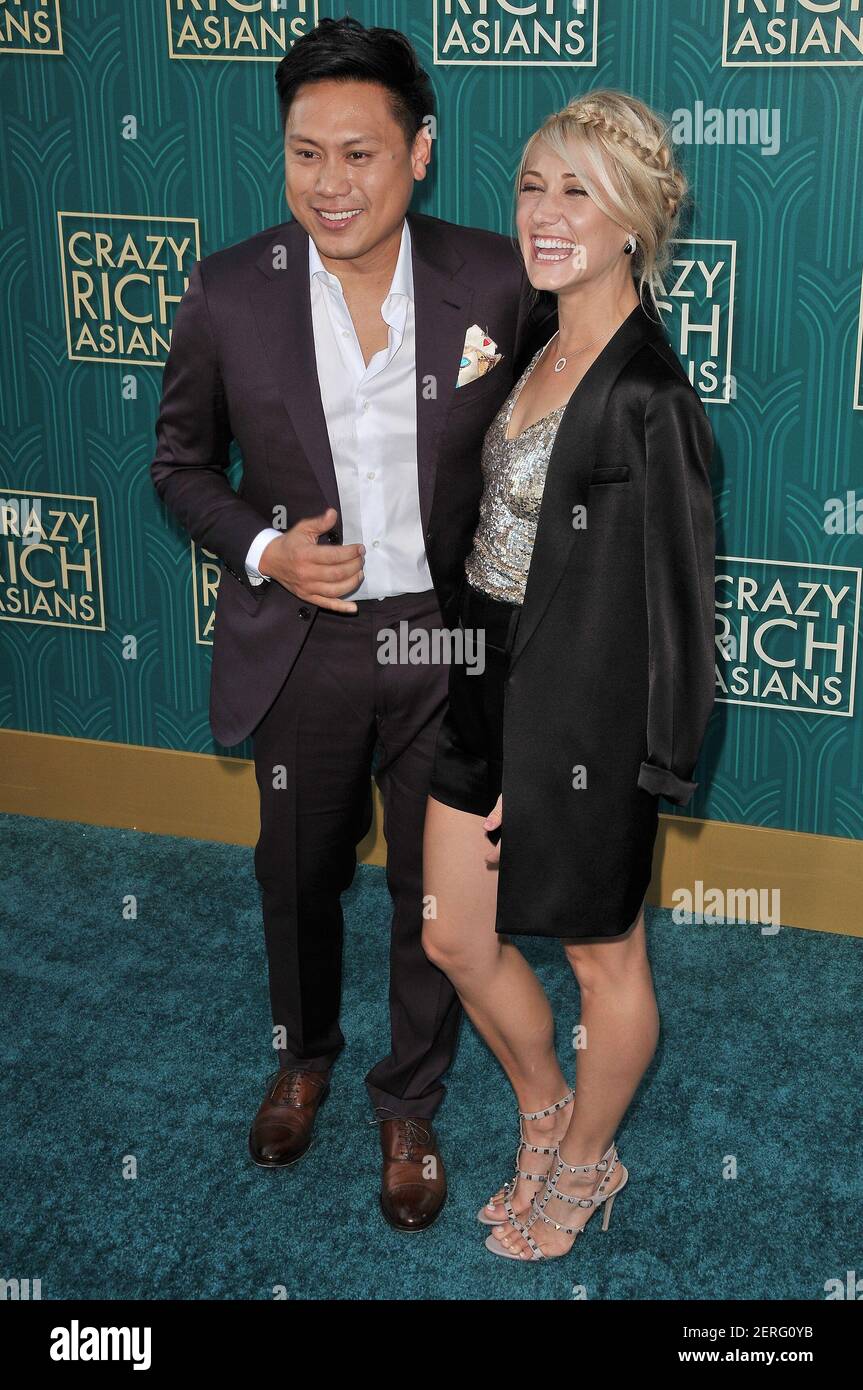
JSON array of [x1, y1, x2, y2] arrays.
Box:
[[485, 1138, 628, 1260], [477, 1089, 575, 1226]]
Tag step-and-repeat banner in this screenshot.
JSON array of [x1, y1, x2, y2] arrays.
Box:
[[1, 0, 861, 841]]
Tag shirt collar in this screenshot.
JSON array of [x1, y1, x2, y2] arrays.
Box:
[[308, 217, 414, 307]]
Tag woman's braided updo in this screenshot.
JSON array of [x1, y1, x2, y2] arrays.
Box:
[[516, 89, 688, 311]]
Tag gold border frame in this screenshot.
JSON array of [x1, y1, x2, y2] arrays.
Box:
[[432, 0, 600, 67], [56, 211, 201, 368], [0, 489, 105, 631], [0, 729, 859, 937], [165, 0, 320, 62], [0, 0, 62, 56]]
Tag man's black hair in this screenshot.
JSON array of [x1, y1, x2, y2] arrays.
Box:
[[275, 15, 435, 147]]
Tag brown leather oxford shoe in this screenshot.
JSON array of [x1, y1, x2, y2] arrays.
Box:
[[248, 1068, 329, 1168], [379, 1117, 447, 1231]]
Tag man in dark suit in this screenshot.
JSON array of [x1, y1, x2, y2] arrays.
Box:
[[150, 15, 548, 1230]]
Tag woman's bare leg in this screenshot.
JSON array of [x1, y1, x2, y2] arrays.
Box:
[[493, 904, 659, 1257], [422, 795, 572, 1213]]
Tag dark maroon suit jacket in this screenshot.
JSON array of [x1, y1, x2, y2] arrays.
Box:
[[151, 210, 553, 746]]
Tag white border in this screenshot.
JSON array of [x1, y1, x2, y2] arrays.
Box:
[[57, 211, 201, 368], [0, 0, 63, 56], [433, 0, 599, 66], [166, 0, 319, 62], [854, 269, 863, 411], [715, 555, 861, 717], [722, 0, 863, 68], [667, 238, 737, 407], [0, 487, 105, 631], [191, 541, 218, 648]]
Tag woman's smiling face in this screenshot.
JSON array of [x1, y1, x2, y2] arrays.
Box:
[[516, 141, 631, 294]]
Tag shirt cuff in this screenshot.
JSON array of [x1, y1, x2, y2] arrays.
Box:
[[245, 527, 282, 585]]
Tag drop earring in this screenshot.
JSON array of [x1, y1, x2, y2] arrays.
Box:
[[623, 233, 636, 256]]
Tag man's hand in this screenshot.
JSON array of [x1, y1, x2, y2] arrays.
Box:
[[259, 508, 365, 613], [483, 794, 503, 865]]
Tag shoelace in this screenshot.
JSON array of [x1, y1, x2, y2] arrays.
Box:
[[268, 1069, 322, 1106], [369, 1109, 431, 1160]]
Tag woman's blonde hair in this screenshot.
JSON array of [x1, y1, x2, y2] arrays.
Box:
[[516, 89, 688, 314]]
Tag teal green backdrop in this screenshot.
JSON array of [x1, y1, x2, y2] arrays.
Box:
[[1, 0, 861, 839]]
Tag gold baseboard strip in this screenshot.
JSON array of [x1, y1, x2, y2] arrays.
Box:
[[0, 729, 859, 937]]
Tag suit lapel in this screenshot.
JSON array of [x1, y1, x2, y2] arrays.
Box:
[[509, 303, 665, 670], [407, 212, 474, 532], [248, 213, 474, 535], [248, 219, 340, 512]]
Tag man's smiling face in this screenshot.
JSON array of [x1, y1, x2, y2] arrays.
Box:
[[283, 78, 431, 265]]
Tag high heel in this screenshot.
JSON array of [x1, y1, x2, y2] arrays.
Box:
[[484, 1139, 628, 1260], [477, 1089, 574, 1226]]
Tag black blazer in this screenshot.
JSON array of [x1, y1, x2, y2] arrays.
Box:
[[151, 211, 551, 746], [497, 301, 716, 940]]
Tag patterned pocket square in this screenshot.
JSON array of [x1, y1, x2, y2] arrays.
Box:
[[457, 323, 503, 388]]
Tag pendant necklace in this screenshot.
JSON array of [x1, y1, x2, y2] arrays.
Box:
[[553, 331, 602, 374]]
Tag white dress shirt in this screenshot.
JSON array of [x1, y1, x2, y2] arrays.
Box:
[[244, 218, 434, 600]]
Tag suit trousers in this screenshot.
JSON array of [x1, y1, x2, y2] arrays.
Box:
[[250, 586, 461, 1120]]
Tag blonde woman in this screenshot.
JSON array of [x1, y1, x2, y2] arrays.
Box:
[[422, 92, 716, 1261]]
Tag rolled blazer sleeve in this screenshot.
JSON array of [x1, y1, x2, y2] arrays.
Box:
[[150, 260, 271, 577], [637, 378, 716, 805]]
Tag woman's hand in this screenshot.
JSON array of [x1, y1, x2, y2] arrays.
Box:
[[483, 794, 503, 864]]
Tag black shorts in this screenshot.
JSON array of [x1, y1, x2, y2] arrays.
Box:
[[428, 577, 522, 821]]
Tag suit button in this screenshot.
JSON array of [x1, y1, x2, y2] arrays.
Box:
[[298, 606, 312, 620], [327, 530, 340, 544]]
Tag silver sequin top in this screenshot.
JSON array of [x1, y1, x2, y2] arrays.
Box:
[[464, 339, 566, 604]]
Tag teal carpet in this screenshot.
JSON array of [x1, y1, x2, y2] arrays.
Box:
[[1, 811, 860, 1301]]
